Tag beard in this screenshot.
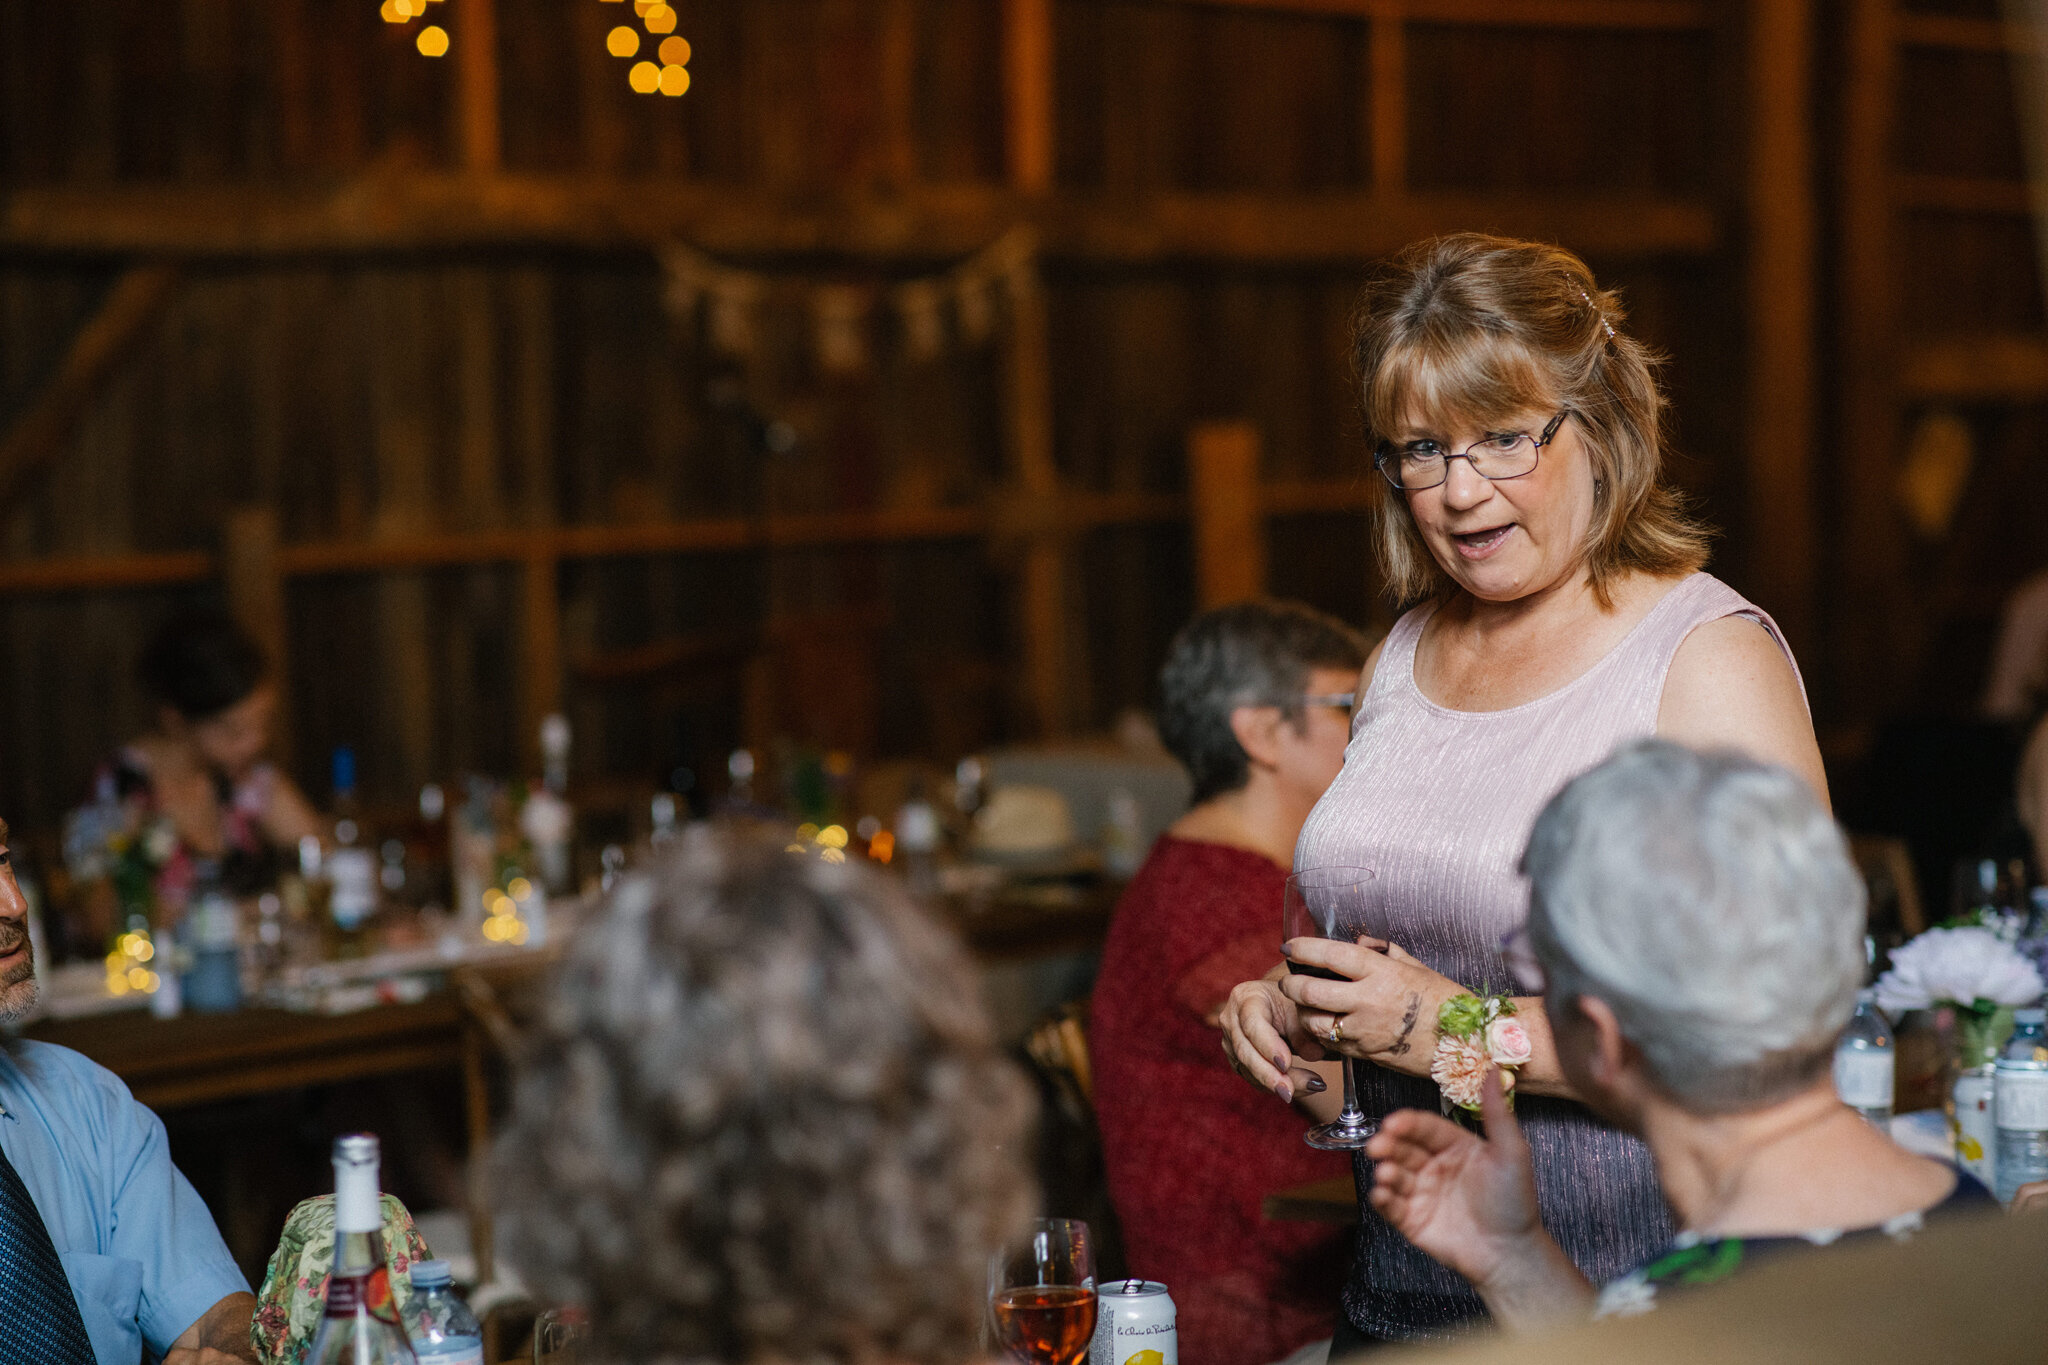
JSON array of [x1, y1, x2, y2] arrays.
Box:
[[0, 923, 38, 1026]]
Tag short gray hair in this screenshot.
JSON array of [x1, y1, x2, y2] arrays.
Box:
[[495, 830, 1038, 1364], [1522, 740, 1865, 1113], [1156, 600, 1370, 803]]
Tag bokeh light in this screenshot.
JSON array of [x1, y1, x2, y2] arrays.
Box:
[[643, 5, 677, 35], [629, 60, 660, 94], [659, 36, 691, 66], [607, 25, 640, 58], [416, 25, 449, 56]]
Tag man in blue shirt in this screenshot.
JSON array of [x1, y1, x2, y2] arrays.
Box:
[[0, 819, 255, 1364]]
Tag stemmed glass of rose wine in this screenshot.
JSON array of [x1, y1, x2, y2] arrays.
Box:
[[990, 1218, 1097, 1365], [1284, 866, 1380, 1150]]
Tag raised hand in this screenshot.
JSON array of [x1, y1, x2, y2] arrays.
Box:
[[1363, 1071, 1592, 1330]]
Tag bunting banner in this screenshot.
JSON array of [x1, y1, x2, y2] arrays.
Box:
[[657, 227, 1039, 371]]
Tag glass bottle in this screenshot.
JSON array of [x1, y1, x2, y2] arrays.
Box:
[[1833, 989, 1894, 1128], [1994, 1007, 2048, 1205], [307, 1134, 417, 1365]]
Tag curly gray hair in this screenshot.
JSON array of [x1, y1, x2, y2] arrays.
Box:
[[495, 830, 1039, 1364]]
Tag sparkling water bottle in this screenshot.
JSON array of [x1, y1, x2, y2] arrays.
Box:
[[1994, 1007, 2048, 1205], [1833, 989, 1895, 1127], [308, 1135, 417, 1365], [404, 1260, 483, 1365]]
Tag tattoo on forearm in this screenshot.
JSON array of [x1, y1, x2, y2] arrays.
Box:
[[1389, 992, 1421, 1055]]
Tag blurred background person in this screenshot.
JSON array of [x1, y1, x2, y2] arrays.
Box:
[[1090, 599, 1371, 1365], [1367, 741, 1984, 1330], [493, 830, 1038, 1365], [1220, 234, 1826, 1349], [63, 612, 324, 949]]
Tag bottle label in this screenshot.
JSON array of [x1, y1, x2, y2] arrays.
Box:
[[324, 1268, 402, 1327], [417, 1343, 484, 1365], [1996, 1070, 2048, 1131], [1833, 1049, 1893, 1108]]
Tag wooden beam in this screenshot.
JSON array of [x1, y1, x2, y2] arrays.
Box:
[[453, 0, 502, 173], [1744, 0, 1817, 654], [1003, 0, 1055, 193], [1896, 13, 2015, 53], [519, 552, 561, 776], [1894, 174, 2032, 214], [1189, 423, 1269, 608], [0, 180, 1721, 264], [1170, 0, 1712, 29], [1837, 0, 1906, 720], [0, 550, 211, 595], [0, 264, 181, 509], [222, 506, 293, 769], [1001, 242, 1074, 738], [1369, 14, 1407, 195], [1902, 334, 2048, 400]]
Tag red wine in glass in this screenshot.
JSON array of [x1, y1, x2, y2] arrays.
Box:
[[1284, 867, 1380, 1150], [988, 1218, 1097, 1365]]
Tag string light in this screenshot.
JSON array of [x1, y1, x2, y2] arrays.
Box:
[[642, 4, 677, 34], [658, 64, 689, 96], [659, 36, 690, 65], [416, 25, 449, 56], [607, 25, 641, 57], [628, 60, 660, 93]]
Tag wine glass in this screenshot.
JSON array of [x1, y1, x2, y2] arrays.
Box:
[[988, 1218, 1097, 1365], [1284, 866, 1380, 1150]]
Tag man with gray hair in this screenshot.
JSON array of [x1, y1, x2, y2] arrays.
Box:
[[0, 818, 255, 1364], [1364, 740, 1989, 1330]]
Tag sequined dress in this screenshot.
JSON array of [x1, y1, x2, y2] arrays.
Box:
[[1293, 572, 1802, 1342]]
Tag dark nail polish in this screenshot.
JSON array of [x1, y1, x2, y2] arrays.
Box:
[[1276, 1083, 1294, 1103], [1273, 1054, 1289, 1071], [1304, 1074, 1327, 1093], [1279, 942, 1294, 958]]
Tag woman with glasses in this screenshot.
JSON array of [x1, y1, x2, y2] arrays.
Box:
[[1219, 234, 1826, 1349], [1091, 600, 1370, 1365]]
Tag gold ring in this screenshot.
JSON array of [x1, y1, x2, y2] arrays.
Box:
[[1330, 1018, 1344, 1045]]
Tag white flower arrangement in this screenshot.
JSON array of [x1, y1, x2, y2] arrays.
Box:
[[1873, 927, 2044, 1014], [1874, 926, 2045, 1069]]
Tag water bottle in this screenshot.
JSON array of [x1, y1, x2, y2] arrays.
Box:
[[1994, 1007, 2048, 1205], [404, 1260, 483, 1365], [1833, 989, 1894, 1128]]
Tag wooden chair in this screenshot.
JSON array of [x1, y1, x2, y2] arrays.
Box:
[[1849, 833, 1926, 941], [1025, 998, 1094, 1120]]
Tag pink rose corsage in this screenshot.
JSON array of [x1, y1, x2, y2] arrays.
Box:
[[1432, 991, 1523, 1114]]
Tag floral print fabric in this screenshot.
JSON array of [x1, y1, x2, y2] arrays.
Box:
[[250, 1193, 433, 1365]]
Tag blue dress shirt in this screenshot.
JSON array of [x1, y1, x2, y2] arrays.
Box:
[[0, 1039, 248, 1365]]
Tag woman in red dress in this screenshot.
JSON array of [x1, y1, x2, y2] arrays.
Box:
[[1091, 600, 1371, 1365]]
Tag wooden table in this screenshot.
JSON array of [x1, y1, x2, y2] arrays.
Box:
[[22, 953, 552, 1114], [1263, 1174, 1359, 1225]]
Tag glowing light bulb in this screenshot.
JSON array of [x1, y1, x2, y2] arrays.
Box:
[[379, 0, 408, 22], [642, 4, 676, 34], [416, 24, 449, 56], [658, 65, 691, 96], [629, 60, 660, 94], [607, 25, 640, 57], [659, 35, 691, 66]]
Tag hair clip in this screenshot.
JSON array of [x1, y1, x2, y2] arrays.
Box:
[[1577, 288, 1618, 342]]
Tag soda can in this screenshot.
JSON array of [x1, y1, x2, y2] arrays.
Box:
[[1088, 1280, 1176, 1365], [1952, 1067, 1997, 1191]]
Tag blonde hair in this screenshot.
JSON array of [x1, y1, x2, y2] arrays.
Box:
[[1349, 234, 1711, 608]]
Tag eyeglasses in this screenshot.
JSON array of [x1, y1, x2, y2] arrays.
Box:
[[1373, 411, 1570, 492], [1498, 923, 1546, 994], [1301, 692, 1356, 715]]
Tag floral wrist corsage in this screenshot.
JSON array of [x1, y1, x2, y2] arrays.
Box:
[[1430, 991, 1530, 1114]]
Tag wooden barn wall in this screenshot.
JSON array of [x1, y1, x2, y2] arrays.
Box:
[[0, 0, 1744, 829], [1865, 0, 2048, 721]]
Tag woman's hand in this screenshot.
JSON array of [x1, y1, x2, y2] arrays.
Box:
[[1218, 975, 1328, 1104], [1366, 1072, 1591, 1330], [1277, 936, 1459, 1075]]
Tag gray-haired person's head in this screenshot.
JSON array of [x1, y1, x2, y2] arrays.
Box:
[[495, 830, 1038, 1365], [1156, 600, 1371, 804], [1522, 739, 1865, 1113]]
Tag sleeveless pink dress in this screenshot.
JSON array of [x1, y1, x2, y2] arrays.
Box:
[[1294, 572, 1803, 1342]]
